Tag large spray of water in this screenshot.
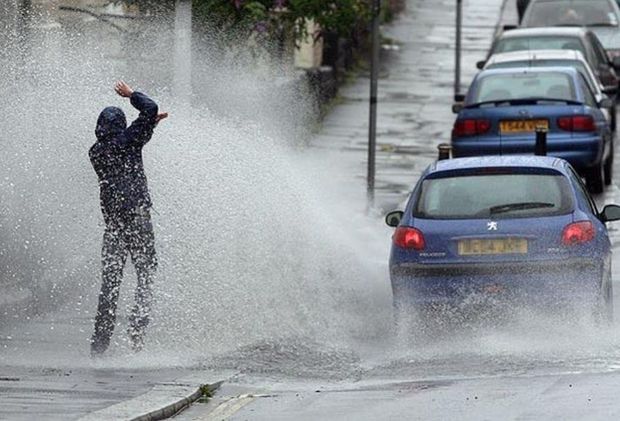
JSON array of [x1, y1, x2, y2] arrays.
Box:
[[0, 3, 392, 369]]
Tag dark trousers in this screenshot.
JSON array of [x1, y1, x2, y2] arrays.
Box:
[[91, 209, 157, 353]]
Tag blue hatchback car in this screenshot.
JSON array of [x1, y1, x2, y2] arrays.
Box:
[[451, 67, 614, 193], [385, 156, 620, 324]]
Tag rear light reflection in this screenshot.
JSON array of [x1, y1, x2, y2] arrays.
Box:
[[452, 119, 491, 137], [557, 115, 595, 132], [562, 221, 595, 245], [393, 227, 426, 250]]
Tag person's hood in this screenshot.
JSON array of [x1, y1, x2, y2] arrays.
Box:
[[95, 106, 127, 141]]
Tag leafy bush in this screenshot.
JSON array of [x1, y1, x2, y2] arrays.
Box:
[[193, 0, 371, 44]]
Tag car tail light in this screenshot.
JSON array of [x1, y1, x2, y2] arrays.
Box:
[[562, 221, 595, 245], [452, 119, 491, 137], [393, 227, 426, 250], [557, 115, 595, 132]]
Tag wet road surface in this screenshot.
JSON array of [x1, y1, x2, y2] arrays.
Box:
[[5, 0, 620, 419]]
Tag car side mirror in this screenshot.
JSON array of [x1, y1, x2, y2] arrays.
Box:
[[613, 56, 620, 70], [476, 60, 486, 70], [599, 97, 614, 109], [602, 85, 618, 96], [600, 204, 620, 222], [452, 103, 464, 114], [385, 210, 404, 227]]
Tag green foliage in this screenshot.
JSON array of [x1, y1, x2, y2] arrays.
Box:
[[197, 384, 214, 403], [193, 0, 371, 44]]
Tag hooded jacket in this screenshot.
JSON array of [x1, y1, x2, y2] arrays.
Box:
[[89, 92, 158, 219]]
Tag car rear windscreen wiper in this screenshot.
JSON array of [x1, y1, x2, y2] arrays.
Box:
[[466, 97, 582, 108], [588, 22, 618, 27], [489, 201, 555, 215]]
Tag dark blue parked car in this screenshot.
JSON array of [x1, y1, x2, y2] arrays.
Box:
[[451, 67, 614, 193], [385, 156, 620, 326]]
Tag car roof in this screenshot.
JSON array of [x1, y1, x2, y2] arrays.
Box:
[[428, 156, 568, 175], [486, 49, 585, 64], [499, 27, 588, 39], [529, 0, 615, 7], [475, 66, 580, 78]]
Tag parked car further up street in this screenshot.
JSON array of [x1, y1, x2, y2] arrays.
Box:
[[451, 67, 614, 193], [386, 155, 620, 327], [522, 0, 620, 65], [479, 27, 620, 94], [483, 49, 617, 130], [517, 0, 620, 24]]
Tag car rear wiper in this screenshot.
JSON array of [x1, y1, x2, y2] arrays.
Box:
[[466, 97, 582, 108], [489, 202, 555, 215], [588, 22, 618, 27]]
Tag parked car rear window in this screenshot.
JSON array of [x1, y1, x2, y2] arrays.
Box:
[[486, 60, 597, 92], [524, 0, 617, 27], [414, 173, 574, 219], [494, 36, 586, 56], [473, 71, 575, 102]]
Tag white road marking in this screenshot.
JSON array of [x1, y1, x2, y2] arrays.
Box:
[[203, 394, 258, 420]]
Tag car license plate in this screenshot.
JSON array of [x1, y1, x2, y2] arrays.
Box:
[[458, 238, 528, 255], [500, 119, 548, 134]]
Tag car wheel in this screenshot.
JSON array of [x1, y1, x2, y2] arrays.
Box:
[[604, 274, 614, 324], [592, 278, 613, 325], [586, 163, 605, 194], [392, 295, 437, 340]]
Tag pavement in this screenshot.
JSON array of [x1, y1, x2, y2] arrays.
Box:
[[309, 0, 515, 213]]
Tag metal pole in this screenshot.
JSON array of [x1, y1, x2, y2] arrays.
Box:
[[535, 127, 547, 156], [174, 0, 192, 111], [367, 0, 381, 208], [454, 0, 462, 99]]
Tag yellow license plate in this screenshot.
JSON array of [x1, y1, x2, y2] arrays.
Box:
[[500, 119, 548, 134], [458, 238, 528, 255]]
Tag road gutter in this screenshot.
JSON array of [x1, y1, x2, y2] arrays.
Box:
[[77, 372, 235, 421]]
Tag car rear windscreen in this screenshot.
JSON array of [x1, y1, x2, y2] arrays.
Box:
[[414, 172, 574, 219], [494, 36, 586, 56], [524, 0, 617, 27], [486, 60, 596, 92], [473, 71, 576, 103]]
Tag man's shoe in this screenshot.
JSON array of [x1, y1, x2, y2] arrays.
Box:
[[128, 327, 145, 352], [90, 338, 109, 357]]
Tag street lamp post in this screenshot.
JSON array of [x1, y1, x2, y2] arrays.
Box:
[[454, 0, 462, 99], [367, 0, 381, 208], [174, 0, 192, 109]]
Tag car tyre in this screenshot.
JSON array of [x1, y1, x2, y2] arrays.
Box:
[[586, 163, 605, 194], [392, 295, 437, 341], [592, 281, 613, 326], [604, 276, 614, 324]]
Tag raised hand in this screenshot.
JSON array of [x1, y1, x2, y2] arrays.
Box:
[[114, 80, 134, 98], [155, 112, 169, 123]]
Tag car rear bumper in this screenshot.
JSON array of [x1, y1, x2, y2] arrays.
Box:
[[390, 258, 604, 305], [452, 134, 604, 170]]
